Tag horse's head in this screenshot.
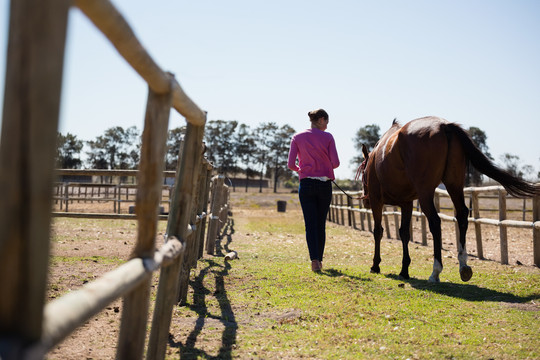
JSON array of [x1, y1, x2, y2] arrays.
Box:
[[356, 144, 371, 208]]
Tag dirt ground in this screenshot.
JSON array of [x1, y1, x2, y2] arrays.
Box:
[[46, 189, 538, 359]]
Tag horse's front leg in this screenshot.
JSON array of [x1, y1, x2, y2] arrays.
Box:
[[398, 202, 413, 280], [370, 206, 384, 274]]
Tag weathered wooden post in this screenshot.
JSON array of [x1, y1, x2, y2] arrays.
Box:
[[359, 195, 366, 231], [219, 185, 230, 232], [177, 150, 207, 305], [499, 189, 508, 265], [330, 193, 336, 223], [147, 121, 205, 360], [0, 0, 70, 356], [116, 184, 122, 214], [117, 83, 172, 360], [206, 175, 225, 255], [421, 214, 427, 246], [198, 163, 213, 259], [351, 196, 357, 230], [393, 206, 400, 240], [346, 196, 352, 227], [533, 196, 540, 267], [367, 208, 373, 233], [382, 206, 390, 239], [472, 190, 484, 259], [337, 194, 343, 226], [64, 183, 69, 212]]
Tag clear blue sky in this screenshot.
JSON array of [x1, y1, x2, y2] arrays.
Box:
[[1, 0, 539, 180]]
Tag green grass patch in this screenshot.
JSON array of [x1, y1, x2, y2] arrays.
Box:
[[173, 208, 540, 360]]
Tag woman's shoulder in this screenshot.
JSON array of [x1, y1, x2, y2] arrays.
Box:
[[292, 129, 313, 139]]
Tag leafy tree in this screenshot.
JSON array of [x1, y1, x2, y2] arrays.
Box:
[[166, 126, 186, 171], [521, 164, 535, 182], [204, 120, 238, 176], [86, 126, 140, 170], [56, 132, 83, 169], [234, 124, 257, 192], [352, 124, 380, 166], [500, 153, 523, 178], [466, 127, 493, 186], [269, 124, 296, 193], [254, 122, 278, 192]]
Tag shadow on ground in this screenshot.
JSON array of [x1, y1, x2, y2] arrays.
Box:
[[385, 273, 540, 303], [168, 218, 237, 359]]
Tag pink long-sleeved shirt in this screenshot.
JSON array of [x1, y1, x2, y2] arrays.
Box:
[[287, 128, 340, 180]]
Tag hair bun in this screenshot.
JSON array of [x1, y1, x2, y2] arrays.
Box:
[[308, 109, 328, 122]]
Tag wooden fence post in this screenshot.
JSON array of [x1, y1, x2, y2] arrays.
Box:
[[360, 197, 366, 231], [331, 194, 337, 223], [499, 190, 508, 265], [351, 197, 357, 230], [367, 209, 373, 233], [421, 215, 427, 246], [383, 206, 391, 239], [198, 163, 213, 259], [117, 84, 172, 360], [533, 196, 540, 267], [339, 194, 345, 226], [191, 160, 209, 265], [472, 191, 484, 259], [147, 121, 205, 360], [64, 183, 69, 212], [206, 175, 225, 255], [177, 153, 208, 305], [0, 0, 70, 355], [393, 206, 400, 240], [347, 196, 352, 227]]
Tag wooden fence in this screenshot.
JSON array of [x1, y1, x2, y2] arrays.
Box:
[[0, 0, 227, 359], [329, 186, 540, 267], [52, 169, 176, 217]]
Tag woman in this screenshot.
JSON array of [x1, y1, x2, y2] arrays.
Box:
[[287, 109, 340, 272]]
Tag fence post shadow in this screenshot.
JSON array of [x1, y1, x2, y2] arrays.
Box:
[[168, 217, 237, 359]]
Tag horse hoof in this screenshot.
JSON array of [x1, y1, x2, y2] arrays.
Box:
[[428, 275, 440, 283], [370, 267, 380, 274], [460, 266, 473, 282], [399, 272, 410, 280]]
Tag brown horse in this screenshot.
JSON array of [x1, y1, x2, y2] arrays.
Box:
[[359, 116, 540, 282]]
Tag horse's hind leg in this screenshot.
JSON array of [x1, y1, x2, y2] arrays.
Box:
[[370, 205, 384, 274], [446, 185, 473, 282], [418, 194, 443, 282], [398, 202, 413, 279]]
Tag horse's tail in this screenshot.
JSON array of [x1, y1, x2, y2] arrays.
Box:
[[445, 123, 540, 198]]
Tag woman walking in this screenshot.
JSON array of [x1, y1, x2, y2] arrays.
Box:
[[287, 109, 340, 272]]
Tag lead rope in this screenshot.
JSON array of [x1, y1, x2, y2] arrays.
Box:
[[332, 180, 356, 200]]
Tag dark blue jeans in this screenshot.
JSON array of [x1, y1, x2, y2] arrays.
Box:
[[299, 178, 332, 262]]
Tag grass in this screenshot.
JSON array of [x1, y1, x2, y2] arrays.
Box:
[[171, 204, 540, 360]]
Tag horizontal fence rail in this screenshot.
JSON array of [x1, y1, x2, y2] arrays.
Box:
[[52, 169, 178, 218], [329, 186, 540, 267], [0, 1, 228, 360]]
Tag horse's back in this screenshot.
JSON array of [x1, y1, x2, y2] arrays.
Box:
[[398, 117, 452, 192]]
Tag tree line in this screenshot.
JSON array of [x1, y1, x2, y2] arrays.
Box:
[[56, 121, 538, 190], [56, 121, 297, 191]]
